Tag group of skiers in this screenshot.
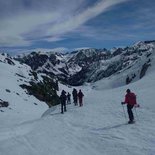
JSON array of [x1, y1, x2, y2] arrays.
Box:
[[59, 87, 139, 123], [59, 88, 84, 114]]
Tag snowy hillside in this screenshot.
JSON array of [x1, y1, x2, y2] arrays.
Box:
[[0, 53, 48, 127], [91, 43, 155, 90], [0, 49, 155, 154]]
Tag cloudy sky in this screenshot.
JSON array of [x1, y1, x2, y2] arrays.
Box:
[[0, 0, 155, 54]]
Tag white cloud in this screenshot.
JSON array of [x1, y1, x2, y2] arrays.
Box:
[[0, 35, 30, 47], [0, 0, 128, 47], [43, 36, 66, 42], [0, 11, 61, 46], [47, 0, 127, 35], [74, 47, 91, 51]]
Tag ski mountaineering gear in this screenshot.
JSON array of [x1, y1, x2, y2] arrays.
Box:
[[122, 104, 127, 122], [122, 89, 138, 124], [125, 92, 137, 106], [67, 92, 71, 104], [60, 90, 67, 114], [72, 88, 78, 106], [77, 90, 84, 107]]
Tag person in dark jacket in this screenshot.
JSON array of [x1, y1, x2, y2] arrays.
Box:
[[67, 92, 71, 104], [72, 88, 78, 106], [60, 90, 67, 114], [77, 89, 84, 107], [122, 89, 137, 124]]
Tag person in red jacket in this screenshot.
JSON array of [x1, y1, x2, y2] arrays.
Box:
[[122, 89, 137, 124], [77, 89, 84, 107]]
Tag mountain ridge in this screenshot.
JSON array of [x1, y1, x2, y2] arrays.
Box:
[[15, 40, 155, 86]]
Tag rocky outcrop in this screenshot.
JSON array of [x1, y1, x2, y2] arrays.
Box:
[[0, 99, 9, 107], [20, 76, 59, 107]]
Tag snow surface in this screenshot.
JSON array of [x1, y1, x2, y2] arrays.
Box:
[[0, 54, 47, 127], [0, 53, 155, 155]]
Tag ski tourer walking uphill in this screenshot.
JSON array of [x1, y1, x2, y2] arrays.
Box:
[[60, 90, 67, 114], [122, 89, 138, 124], [67, 92, 71, 104], [77, 89, 84, 106], [72, 88, 78, 106]]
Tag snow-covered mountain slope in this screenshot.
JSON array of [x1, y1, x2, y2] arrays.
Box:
[[15, 41, 155, 86], [91, 44, 155, 90], [0, 50, 155, 155], [68, 41, 154, 85], [0, 53, 48, 127]]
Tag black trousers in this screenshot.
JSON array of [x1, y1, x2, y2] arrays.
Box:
[[61, 102, 66, 113], [127, 104, 134, 121], [73, 97, 78, 106]]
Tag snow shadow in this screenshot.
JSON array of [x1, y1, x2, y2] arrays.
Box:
[[93, 123, 127, 131], [50, 112, 61, 116]]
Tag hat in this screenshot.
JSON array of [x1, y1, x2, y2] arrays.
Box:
[[126, 89, 131, 93]]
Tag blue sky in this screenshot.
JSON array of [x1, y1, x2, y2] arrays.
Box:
[[0, 0, 155, 54]]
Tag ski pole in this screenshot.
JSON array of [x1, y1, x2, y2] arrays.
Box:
[[134, 107, 138, 120], [122, 104, 127, 121]]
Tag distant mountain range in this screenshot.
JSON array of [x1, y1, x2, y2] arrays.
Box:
[[15, 40, 155, 86]]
